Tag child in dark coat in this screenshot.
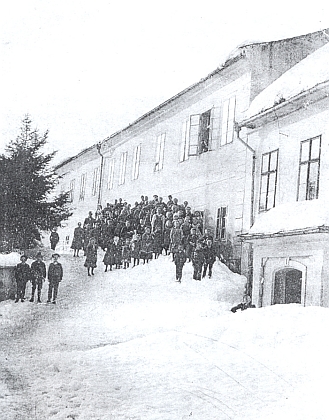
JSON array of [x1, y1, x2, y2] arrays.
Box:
[[122, 238, 131, 269], [173, 244, 187, 283], [84, 237, 98, 276], [192, 242, 205, 281], [131, 232, 141, 267], [103, 239, 116, 272], [202, 239, 217, 278]]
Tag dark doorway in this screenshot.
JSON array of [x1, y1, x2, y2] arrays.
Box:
[[273, 268, 302, 305]]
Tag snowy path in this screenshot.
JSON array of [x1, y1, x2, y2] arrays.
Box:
[[1, 253, 329, 419]]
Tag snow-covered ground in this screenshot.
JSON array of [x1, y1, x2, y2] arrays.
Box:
[[1, 252, 328, 419]]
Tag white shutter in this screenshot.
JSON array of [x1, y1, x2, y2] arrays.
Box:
[[134, 144, 141, 179], [221, 100, 229, 146], [179, 121, 188, 162], [188, 114, 200, 156], [209, 106, 220, 151], [227, 96, 236, 144]]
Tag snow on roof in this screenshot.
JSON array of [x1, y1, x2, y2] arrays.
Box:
[[249, 199, 329, 236], [0, 252, 22, 268], [245, 42, 329, 120]]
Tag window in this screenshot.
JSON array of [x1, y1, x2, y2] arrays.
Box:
[[181, 107, 220, 159], [179, 120, 190, 162], [69, 179, 75, 202], [298, 136, 321, 201], [132, 144, 141, 180], [79, 173, 86, 201], [188, 109, 212, 156], [221, 96, 236, 146], [216, 207, 227, 240], [92, 167, 100, 196], [259, 149, 279, 212], [119, 152, 128, 185], [154, 134, 165, 171], [108, 159, 115, 190]]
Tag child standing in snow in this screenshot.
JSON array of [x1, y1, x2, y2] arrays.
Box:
[[173, 244, 187, 282], [114, 236, 122, 269], [140, 226, 153, 264], [84, 237, 98, 276], [192, 242, 205, 281], [122, 238, 131, 269], [131, 231, 141, 267]]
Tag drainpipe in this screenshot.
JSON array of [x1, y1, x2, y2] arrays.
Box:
[[234, 123, 256, 300], [234, 122, 256, 228], [96, 141, 104, 207]]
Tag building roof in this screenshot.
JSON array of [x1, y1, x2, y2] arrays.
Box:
[[242, 199, 329, 239], [244, 40, 329, 121]]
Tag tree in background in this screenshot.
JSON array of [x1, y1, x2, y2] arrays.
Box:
[[0, 115, 72, 251]]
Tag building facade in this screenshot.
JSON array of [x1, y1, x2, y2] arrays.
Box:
[[55, 29, 329, 288], [240, 41, 329, 307]]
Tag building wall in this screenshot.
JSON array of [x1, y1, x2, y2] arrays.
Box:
[[247, 98, 329, 214], [252, 234, 329, 307], [56, 63, 254, 258], [246, 96, 329, 307]]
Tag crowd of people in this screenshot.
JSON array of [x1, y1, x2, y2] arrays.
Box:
[[71, 194, 222, 282]]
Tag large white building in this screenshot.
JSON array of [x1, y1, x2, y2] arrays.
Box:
[[240, 40, 329, 307], [55, 29, 329, 299]]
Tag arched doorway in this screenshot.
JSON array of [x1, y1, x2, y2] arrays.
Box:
[[273, 268, 303, 304]]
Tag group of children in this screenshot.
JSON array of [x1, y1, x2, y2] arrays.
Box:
[[72, 193, 220, 282], [14, 252, 63, 304]]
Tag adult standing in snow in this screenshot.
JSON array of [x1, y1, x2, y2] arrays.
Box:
[[47, 253, 63, 304], [14, 255, 31, 302], [50, 227, 59, 251], [71, 222, 85, 257], [84, 237, 98, 276], [30, 252, 46, 303]]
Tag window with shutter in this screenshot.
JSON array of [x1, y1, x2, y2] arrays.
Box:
[[119, 152, 128, 185], [79, 173, 86, 201], [221, 96, 236, 146], [154, 134, 165, 171], [108, 159, 115, 190], [132, 145, 141, 180]]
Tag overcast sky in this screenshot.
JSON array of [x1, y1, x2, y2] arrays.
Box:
[[0, 0, 328, 164]]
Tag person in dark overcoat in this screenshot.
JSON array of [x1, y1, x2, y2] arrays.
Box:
[[130, 232, 141, 267], [140, 226, 153, 264], [202, 239, 217, 278], [47, 253, 63, 304], [50, 228, 59, 251], [30, 252, 46, 303], [192, 242, 205, 281], [14, 255, 31, 302], [103, 238, 116, 272], [84, 237, 98, 276], [169, 221, 183, 261], [173, 244, 187, 283], [71, 222, 85, 257]]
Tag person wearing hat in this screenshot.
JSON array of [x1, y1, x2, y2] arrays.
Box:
[[30, 252, 46, 303], [50, 227, 60, 251], [47, 253, 63, 304], [14, 255, 31, 303]]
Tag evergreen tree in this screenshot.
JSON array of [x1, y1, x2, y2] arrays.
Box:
[[0, 116, 72, 250]]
